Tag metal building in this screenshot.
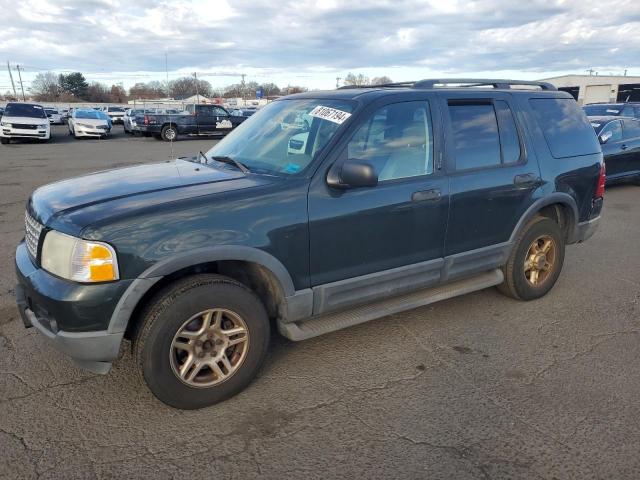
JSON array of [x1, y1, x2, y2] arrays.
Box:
[[539, 74, 640, 104]]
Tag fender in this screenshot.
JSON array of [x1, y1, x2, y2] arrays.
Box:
[[107, 246, 296, 334], [509, 193, 579, 244]]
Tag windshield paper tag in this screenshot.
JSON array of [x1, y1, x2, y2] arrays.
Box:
[[590, 123, 600, 128], [606, 109, 619, 113], [309, 106, 351, 125]]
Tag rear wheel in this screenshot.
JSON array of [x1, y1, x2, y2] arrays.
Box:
[[134, 274, 270, 409], [161, 124, 178, 142], [498, 216, 565, 300]]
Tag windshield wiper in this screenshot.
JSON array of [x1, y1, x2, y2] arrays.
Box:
[[209, 155, 250, 174]]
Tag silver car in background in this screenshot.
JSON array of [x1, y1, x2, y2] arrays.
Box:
[[123, 108, 145, 134]]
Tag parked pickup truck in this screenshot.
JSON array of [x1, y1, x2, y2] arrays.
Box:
[[135, 104, 246, 141]]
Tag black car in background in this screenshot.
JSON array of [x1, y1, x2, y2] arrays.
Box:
[[589, 115, 640, 184], [584, 103, 640, 119]]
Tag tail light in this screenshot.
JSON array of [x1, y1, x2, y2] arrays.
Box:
[[594, 163, 606, 199], [143, 115, 149, 125]]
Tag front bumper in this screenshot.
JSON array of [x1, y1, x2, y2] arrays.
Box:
[[15, 242, 130, 373], [74, 127, 110, 137], [1, 128, 49, 139]]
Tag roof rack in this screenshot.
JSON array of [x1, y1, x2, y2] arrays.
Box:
[[338, 78, 556, 91]]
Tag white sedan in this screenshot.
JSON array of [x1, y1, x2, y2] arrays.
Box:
[[68, 109, 111, 139]]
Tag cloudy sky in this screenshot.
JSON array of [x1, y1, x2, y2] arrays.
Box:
[[0, 0, 639, 92]]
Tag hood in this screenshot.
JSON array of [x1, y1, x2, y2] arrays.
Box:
[[73, 118, 109, 126], [28, 158, 252, 226]]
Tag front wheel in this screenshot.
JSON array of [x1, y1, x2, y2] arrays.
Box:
[[497, 216, 565, 301], [161, 124, 178, 141], [134, 274, 270, 409]]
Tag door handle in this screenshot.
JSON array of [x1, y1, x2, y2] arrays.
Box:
[[412, 188, 441, 202], [620, 144, 628, 150], [513, 173, 540, 186]]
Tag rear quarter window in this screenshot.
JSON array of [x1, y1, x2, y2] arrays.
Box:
[[530, 98, 600, 158]]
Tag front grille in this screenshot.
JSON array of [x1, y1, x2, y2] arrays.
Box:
[[25, 212, 43, 258], [13, 124, 38, 130], [96, 125, 109, 130]]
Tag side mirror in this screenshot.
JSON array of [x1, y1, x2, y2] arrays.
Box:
[[599, 131, 612, 144], [327, 160, 378, 189]]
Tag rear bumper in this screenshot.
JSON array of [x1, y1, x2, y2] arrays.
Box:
[[572, 216, 600, 243]]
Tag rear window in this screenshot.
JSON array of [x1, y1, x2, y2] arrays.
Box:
[[448, 103, 501, 170], [5, 103, 47, 118], [530, 98, 600, 158], [583, 105, 621, 116]]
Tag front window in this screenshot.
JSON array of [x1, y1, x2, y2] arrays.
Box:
[[206, 99, 354, 175], [4, 104, 47, 119], [600, 120, 623, 142], [75, 110, 104, 119]]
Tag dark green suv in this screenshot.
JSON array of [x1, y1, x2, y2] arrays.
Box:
[[15, 79, 604, 409]]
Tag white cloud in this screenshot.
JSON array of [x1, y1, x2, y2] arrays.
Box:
[[0, 0, 638, 91]]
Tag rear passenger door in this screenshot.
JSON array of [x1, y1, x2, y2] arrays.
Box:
[[621, 118, 640, 176], [440, 92, 540, 275]]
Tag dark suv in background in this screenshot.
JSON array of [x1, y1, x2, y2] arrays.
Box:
[[583, 102, 640, 119], [15, 79, 604, 409], [589, 116, 640, 184]]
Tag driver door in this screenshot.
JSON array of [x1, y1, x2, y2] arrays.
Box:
[[307, 97, 449, 314]]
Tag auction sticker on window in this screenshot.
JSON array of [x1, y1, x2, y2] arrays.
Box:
[[309, 105, 351, 125]]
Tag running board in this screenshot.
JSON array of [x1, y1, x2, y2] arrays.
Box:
[[278, 269, 503, 341]]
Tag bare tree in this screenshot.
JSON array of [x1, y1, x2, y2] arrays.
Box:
[[110, 85, 127, 103], [30, 72, 61, 101], [169, 77, 213, 98], [344, 72, 370, 87], [371, 76, 393, 85]]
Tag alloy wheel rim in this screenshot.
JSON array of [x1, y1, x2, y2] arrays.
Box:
[[166, 128, 176, 139], [524, 234, 556, 287], [169, 308, 249, 388]]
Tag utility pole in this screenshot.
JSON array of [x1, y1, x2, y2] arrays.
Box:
[[15, 64, 25, 101], [240, 73, 246, 100], [336, 76, 341, 89], [193, 72, 200, 104], [6, 61, 17, 98], [165, 51, 169, 98]]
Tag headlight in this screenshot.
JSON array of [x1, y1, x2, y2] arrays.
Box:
[[38, 124, 48, 129], [1, 122, 11, 127], [77, 123, 93, 128], [41, 230, 119, 282]]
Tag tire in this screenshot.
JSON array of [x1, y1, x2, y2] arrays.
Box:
[[134, 274, 270, 409], [161, 124, 178, 142], [0, 137, 9, 145], [497, 216, 565, 301]]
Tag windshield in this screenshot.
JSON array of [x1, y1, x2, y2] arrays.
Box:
[[5, 103, 47, 118], [583, 105, 621, 116], [76, 110, 104, 119], [108, 107, 125, 112], [45, 109, 58, 114], [206, 99, 354, 175]]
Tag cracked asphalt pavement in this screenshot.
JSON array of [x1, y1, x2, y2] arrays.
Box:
[[1, 125, 640, 479]]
